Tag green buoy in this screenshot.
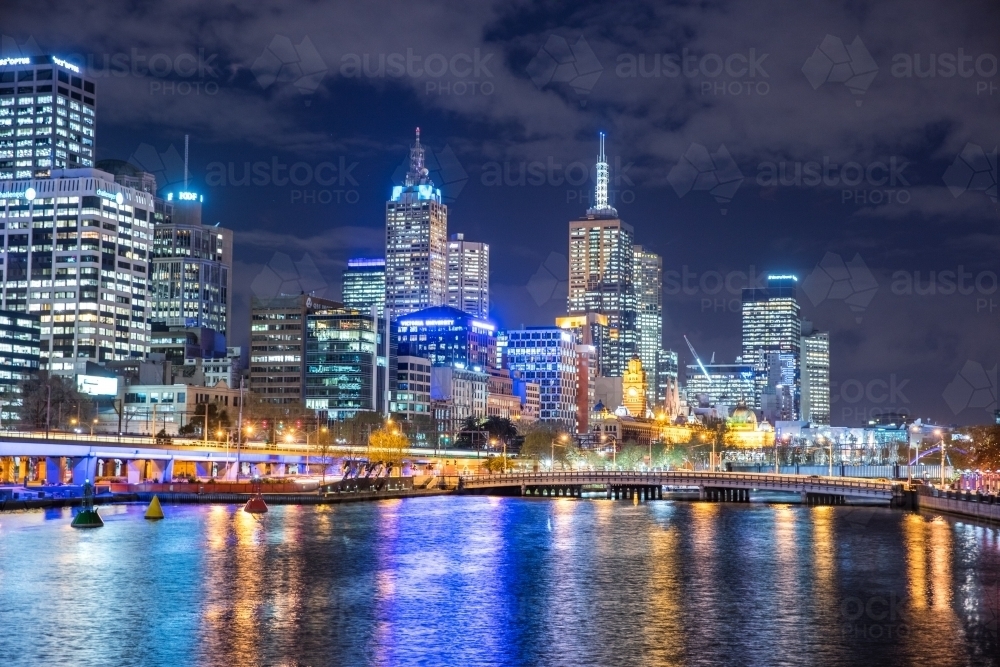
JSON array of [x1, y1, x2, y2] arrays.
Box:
[[71, 481, 104, 529]]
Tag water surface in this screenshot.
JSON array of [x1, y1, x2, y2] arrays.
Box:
[[0, 497, 998, 666]]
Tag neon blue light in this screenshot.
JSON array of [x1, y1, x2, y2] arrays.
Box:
[[391, 186, 403, 201]]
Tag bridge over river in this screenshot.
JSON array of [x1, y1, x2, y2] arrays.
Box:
[[459, 471, 906, 505]]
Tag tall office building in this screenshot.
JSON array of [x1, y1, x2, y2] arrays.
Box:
[[385, 128, 448, 319], [0, 310, 40, 424], [342, 258, 386, 316], [0, 168, 153, 375], [505, 327, 579, 428], [396, 305, 496, 369], [633, 245, 662, 407], [446, 233, 489, 319], [741, 275, 801, 416], [801, 320, 831, 425], [684, 362, 756, 408], [567, 134, 637, 377], [249, 294, 340, 405], [657, 349, 680, 417], [149, 190, 233, 339], [304, 305, 395, 419], [555, 312, 610, 376], [0, 55, 96, 180]]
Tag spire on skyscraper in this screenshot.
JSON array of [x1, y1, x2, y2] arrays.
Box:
[[405, 126, 433, 187], [587, 132, 617, 217]]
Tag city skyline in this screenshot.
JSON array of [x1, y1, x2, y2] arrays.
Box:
[[0, 1, 996, 426]]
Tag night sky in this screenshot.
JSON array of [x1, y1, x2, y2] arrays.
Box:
[[5, 0, 998, 425]]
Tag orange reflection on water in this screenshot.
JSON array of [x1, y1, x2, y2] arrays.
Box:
[[904, 514, 928, 609]]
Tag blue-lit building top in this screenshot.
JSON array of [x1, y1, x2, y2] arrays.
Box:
[[504, 327, 578, 427], [397, 305, 496, 369]]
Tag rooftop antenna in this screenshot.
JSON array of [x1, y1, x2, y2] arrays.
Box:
[[183, 134, 189, 190]]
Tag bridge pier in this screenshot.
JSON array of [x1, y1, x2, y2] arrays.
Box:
[[804, 493, 846, 506], [44, 457, 64, 485]]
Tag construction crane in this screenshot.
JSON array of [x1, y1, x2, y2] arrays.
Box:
[[683, 335, 711, 379]]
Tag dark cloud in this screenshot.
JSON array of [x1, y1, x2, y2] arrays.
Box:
[[4, 0, 998, 423]]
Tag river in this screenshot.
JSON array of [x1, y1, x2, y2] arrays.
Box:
[[1, 497, 998, 666]]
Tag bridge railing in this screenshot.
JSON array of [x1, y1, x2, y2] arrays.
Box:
[[459, 470, 900, 493]]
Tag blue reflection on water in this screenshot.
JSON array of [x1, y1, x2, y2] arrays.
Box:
[[0, 498, 998, 666]]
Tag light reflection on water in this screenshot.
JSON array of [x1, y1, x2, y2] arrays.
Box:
[[0, 498, 998, 666]]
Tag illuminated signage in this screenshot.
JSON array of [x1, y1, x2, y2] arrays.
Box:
[[167, 191, 203, 202], [95, 188, 124, 205], [51, 57, 81, 74], [0, 187, 35, 201], [0, 57, 31, 67], [77, 375, 119, 397], [767, 274, 798, 281], [471, 320, 495, 332]]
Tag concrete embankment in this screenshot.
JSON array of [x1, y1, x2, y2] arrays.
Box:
[[917, 489, 1000, 523], [133, 488, 452, 505]]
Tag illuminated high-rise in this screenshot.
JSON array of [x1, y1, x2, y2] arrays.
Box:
[[0, 55, 96, 180], [446, 233, 489, 319], [342, 257, 386, 317], [567, 133, 636, 377], [741, 275, 801, 416], [633, 245, 662, 407], [801, 320, 830, 425], [385, 128, 447, 319]]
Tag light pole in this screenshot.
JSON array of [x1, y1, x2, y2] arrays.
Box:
[[90, 418, 98, 437]]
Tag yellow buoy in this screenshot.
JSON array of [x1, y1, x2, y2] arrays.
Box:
[[144, 495, 165, 520]]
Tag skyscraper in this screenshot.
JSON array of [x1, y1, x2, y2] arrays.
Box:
[[0, 168, 153, 375], [0, 55, 96, 180], [342, 257, 386, 316], [741, 275, 801, 416], [801, 320, 831, 425], [633, 245, 662, 407], [504, 327, 578, 428], [149, 190, 233, 339], [446, 233, 489, 319], [385, 128, 447, 319], [567, 134, 637, 377]]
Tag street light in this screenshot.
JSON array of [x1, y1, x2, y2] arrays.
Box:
[[90, 418, 98, 437], [935, 428, 946, 487]]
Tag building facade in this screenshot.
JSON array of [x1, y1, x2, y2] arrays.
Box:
[[249, 294, 340, 405], [567, 136, 636, 377], [1, 55, 96, 180], [342, 257, 385, 317], [149, 192, 233, 339], [504, 327, 578, 428], [446, 233, 489, 319], [392, 355, 431, 422], [396, 305, 496, 369], [384, 128, 447, 318], [0, 310, 39, 424], [633, 245, 662, 407], [431, 365, 488, 432], [303, 305, 395, 420], [801, 320, 831, 425], [684, 362, 756, 409], [741, 275, 801, 415], [0, 169, 153, 375]]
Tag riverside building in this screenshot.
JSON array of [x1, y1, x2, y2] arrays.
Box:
[[0, 168, 153, 375]]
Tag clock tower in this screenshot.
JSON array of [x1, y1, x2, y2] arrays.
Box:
[[622, 356, 648, 417]]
